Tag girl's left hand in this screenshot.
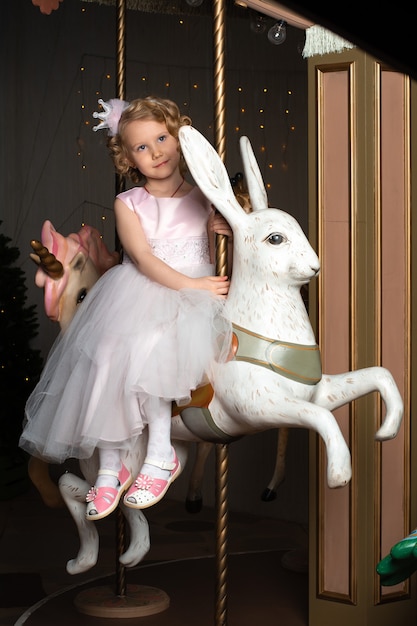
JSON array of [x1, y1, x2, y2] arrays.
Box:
[[208, 212, 233, 239]]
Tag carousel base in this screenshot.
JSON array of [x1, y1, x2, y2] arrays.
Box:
[[15, 551, 308, 625], [74, 583, 170, 618]]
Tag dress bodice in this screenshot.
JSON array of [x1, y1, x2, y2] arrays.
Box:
[[117, 186, 212, 269]]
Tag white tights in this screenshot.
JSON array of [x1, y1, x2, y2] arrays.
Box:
[[96, 398, 174, 486]]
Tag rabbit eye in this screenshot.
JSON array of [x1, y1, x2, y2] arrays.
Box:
[[267, 233, 285, 245]]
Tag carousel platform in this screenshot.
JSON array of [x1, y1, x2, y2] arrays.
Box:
[[0, 482, 308, 626]]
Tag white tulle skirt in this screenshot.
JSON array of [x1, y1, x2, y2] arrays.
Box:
[[20, 261, 231, 463]]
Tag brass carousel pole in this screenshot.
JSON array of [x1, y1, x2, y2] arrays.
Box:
[[74, 0, 168, 617], [115, 0, 127, 251], [212, 1, 229, 625], [114, 0, 127, 599]]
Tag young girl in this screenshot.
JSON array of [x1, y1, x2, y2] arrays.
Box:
[[20, 96, 232, 520]]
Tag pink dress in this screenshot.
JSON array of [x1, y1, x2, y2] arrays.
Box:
[[20, 187, 231, 463]]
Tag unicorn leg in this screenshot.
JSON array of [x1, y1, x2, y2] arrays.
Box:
[[59, 472, 99, 574], [119, 506, 151, 567]]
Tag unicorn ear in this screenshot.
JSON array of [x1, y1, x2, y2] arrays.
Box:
[[179, 126, 245, 228], [239, 136, 269, 212]]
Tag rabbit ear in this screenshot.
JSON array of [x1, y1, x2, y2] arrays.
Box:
[[179, 126, 245, 228], [239, 136, 269, 211]]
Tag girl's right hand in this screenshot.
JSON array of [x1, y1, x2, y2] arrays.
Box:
[[193, 275, 230, 298]]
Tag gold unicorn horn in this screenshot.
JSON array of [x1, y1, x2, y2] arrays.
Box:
[[30, 240, 64, 279]]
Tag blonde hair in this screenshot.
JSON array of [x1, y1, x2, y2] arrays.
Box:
[[107, 96, 192, 184]]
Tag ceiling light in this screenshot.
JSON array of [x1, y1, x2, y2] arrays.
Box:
[[267, 20, 287, 45]]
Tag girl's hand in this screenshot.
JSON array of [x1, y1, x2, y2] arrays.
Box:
[[193, 275, 230, 298], [207, 209, 234, 276], [208, 212, 233, 239]]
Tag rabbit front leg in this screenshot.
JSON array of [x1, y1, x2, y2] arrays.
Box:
[[281, 400, 352, 488], [310, 367, 404, 440], [59, 471, 99, 575], [208, 392, 352, 489]]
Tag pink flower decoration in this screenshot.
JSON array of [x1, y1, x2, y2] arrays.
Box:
[[86, 487, 98, 503], [135, 475, 154, 490]]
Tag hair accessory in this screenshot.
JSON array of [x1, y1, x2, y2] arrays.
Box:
[[92, 98, 130, 136]]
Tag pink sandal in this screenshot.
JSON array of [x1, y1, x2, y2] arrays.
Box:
[[86, 463, 132, 521], [124, 449, 181, 510]]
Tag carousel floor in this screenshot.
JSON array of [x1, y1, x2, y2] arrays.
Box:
[[0, 482, 308, 626]]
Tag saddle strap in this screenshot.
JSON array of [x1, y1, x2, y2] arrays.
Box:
[[180, 407, 241, 444], [232, 323, 322, 385]]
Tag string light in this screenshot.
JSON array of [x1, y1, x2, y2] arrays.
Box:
[[73, 41, 300, 233], [12, 5, 306, 256]]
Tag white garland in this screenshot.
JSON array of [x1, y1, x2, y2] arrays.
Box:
[[302, 25, 354, 59]]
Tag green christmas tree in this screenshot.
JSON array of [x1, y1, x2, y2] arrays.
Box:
[[0, 222, 43, 499]]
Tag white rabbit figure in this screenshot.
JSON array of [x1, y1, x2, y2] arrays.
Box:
[[177, 125, 404, 489], [46, 125, 404, 575]]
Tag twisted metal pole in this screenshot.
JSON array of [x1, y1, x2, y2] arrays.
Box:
[[114, 0, 126, 253], [112, 0, 230, 615], [115, 0, 127, 598], [115, 0, 126, 103], [213, 0, 228, 279], [213, 1, 229, 625]]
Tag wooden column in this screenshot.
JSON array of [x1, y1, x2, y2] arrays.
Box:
[[308, 48, 416, 625]]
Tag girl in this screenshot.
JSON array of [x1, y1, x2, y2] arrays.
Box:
[[20, 96, 232, 520]]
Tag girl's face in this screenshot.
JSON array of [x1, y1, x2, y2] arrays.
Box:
[[124, 119, 180, 180]]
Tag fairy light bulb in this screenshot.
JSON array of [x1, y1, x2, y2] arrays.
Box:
[[267, 20, 287, 45]]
